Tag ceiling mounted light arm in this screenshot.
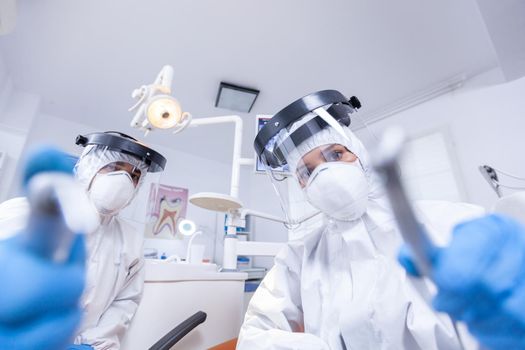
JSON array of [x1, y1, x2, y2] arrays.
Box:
[[129, 65, 173, 108], [154, 65, 174, 94], [188, 115, 255, 198], [129, 65, 192, 135]]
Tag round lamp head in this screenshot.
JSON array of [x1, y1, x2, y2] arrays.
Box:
[[189, 192, 243, 212], [178, 219, 197, 236], [146, 95, 183, 129]]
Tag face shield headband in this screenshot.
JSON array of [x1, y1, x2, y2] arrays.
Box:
[[75, 131, 167, 173]]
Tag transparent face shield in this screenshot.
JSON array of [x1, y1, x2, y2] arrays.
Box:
[[259, 115, 355, 223], [255, 90, 380, 226], [120, 164, 164, 228], [74, 132, 166, 227]]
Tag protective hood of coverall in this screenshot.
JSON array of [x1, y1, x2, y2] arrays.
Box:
[[72, 145, 149, 349], [237, 128, 479, 350]]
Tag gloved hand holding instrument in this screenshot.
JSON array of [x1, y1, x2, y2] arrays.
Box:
[[372, 128, 525, 350], [0, 146, 99, 350], [371, 128, 469, 347]]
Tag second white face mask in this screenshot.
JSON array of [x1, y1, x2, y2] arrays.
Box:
[[89, 171, 136, 215], [305, 161, 369, 221]]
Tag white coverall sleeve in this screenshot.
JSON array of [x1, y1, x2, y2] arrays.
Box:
[[237, 244, 329, 350], [78, 258, 145, 350]]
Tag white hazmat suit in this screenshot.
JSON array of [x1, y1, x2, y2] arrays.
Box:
[[238, 124, 483, 349]]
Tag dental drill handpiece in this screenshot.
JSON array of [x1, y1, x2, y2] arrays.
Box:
[[371, 128, 438, 278], [20, 147, 99, 262], [372, 129, 467, 349]]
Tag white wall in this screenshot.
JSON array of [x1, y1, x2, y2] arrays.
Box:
[[0, 48, 40, 132], [0, 127, 26, 200], [0, 50, 11, 114], [0, 90, 39, 201], [0, 52, 22, 201], [0, 51, 6, 84], [0, 50, 40, 202], [0, 89, 39, 131], [242, 167, 289, 268], [358, 68, 524, 209], [5, 113, 96, 200], [476, 0, 525, 82], [16, 113, 97, 155], [142, 141, 233, 263]]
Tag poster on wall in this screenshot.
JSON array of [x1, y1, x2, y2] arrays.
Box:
[[145, 184, 189, 239]]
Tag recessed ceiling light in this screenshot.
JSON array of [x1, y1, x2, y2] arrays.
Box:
[[215, 82, 259, 113]]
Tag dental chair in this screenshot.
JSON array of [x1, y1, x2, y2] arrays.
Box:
[[149, 311, 207, 350], [121, 260, 247, 350], [208, 338, 238, 350]]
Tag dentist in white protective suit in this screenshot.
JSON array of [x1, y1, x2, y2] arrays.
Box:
[[239, 90, 483, 349], [0, 131, 166, 350]]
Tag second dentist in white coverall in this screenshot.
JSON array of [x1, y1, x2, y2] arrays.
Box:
[[239, 90, 483, 349], [0, 132, 166, 350]]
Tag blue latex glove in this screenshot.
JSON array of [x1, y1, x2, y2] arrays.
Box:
[[22, 145, 77, 186], [0, 145, 86, 350], [398, 214, 525, 350], [0, 235, 86, 350], [67, 344, 94, 350]]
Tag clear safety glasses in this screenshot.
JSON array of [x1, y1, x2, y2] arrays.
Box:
[[295, 144, 358, 187], [97, 161, 143, 187]]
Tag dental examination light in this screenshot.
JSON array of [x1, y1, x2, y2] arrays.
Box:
[[129, 65, 192, 135]]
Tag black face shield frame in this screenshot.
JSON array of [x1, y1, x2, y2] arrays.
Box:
[[75, 131, 167, 173]]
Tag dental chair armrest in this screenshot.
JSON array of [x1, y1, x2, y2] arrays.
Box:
[[148, 311, 207, 350]]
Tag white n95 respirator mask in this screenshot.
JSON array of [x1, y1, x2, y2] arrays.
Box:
[[305, 162, 369, 221], [89, 171, 136, 215]]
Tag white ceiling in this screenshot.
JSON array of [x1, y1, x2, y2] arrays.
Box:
[[0, 0, 498, 163]]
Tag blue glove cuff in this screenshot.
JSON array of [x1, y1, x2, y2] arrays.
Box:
[[68, 344, 94, 350], [397, 244, 422, 277]]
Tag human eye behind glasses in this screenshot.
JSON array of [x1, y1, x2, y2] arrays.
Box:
[[99, 162, 141, 185], [324, 144, 357, 163]]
